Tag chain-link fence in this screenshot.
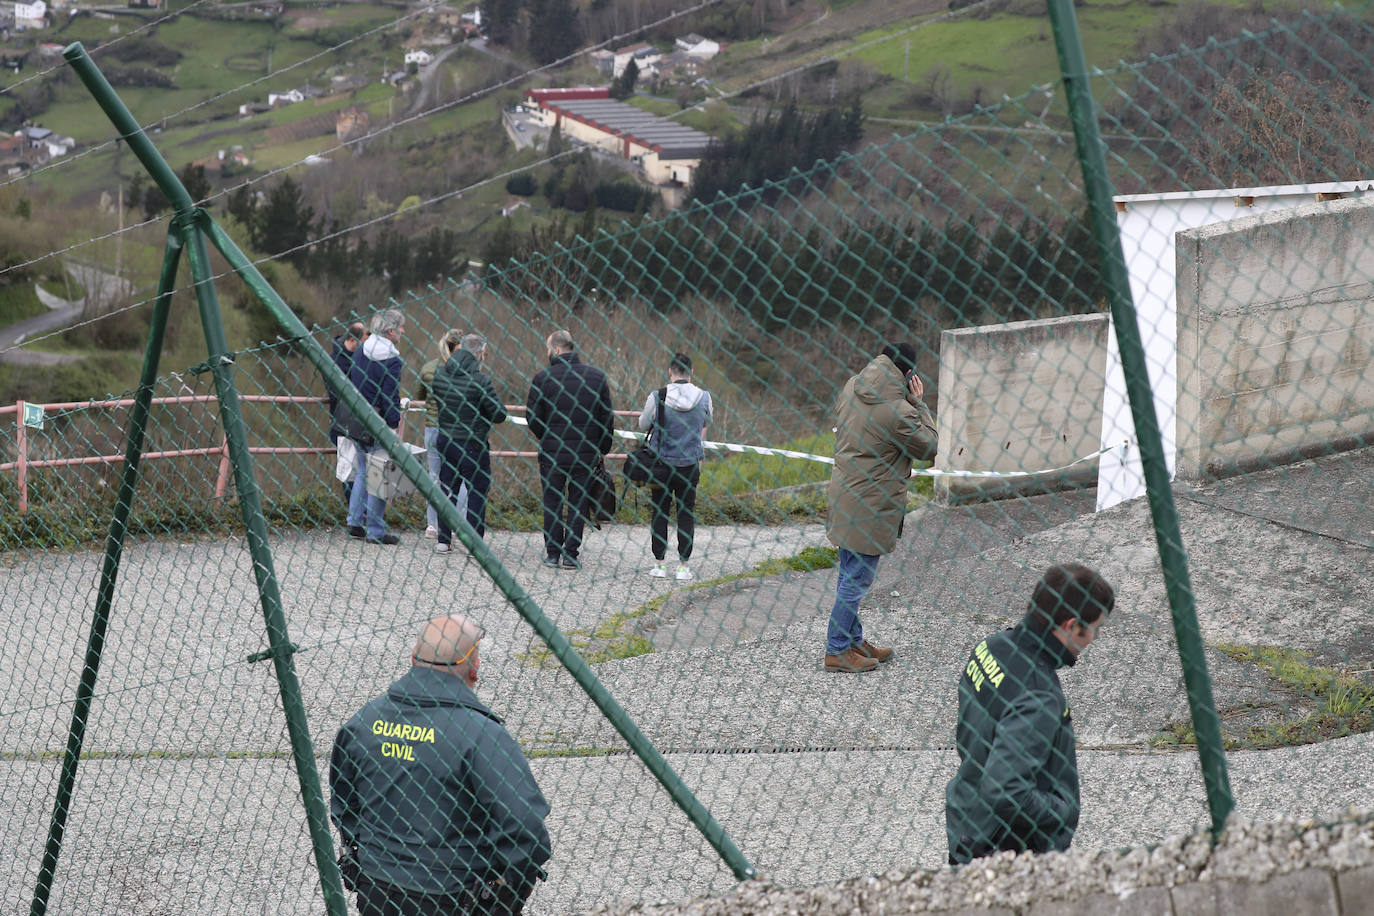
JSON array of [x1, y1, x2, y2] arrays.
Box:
[[4, 3, 1374, 913]]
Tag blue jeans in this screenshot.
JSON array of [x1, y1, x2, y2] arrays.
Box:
[[347, 444, 389, 540], [827, 549, 880, 655], [424, 426, 442, 530], [437, 435, 491, 544]]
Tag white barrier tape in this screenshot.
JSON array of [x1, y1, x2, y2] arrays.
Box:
[[496, 413, 1126, 481]]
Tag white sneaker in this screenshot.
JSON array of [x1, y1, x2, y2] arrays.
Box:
[[675, 563, 693, 581], [424, 526, 438, 539], [649, 562, 668, 578], [435, 542, 450, 554]]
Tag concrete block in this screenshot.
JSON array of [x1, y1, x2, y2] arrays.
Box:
[[1028, 886, 1172, 916], [936, 314, 1107, 503], [1175, 197, 1374, 480], [1169, 868, 1339, 916], [1336, 864, 1374, 913]]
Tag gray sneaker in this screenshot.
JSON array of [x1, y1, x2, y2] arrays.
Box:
[[435, 543, 451, 555]]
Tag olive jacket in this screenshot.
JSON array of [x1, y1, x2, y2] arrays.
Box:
[[825, 354, 937, 555]]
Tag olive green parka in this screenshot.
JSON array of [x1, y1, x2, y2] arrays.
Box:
[[825, 354, 938, 555]]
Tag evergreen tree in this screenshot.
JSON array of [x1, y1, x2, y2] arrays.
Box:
[[528, 0, 582, 65], [254, 175, 315, 266]]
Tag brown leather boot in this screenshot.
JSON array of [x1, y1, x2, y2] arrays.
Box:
[[856, 640, 894, 663], [823, 647, 878, 673]]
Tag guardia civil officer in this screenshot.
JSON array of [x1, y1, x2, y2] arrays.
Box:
[[945, 563, 1114, 865], [330, 615, 551, 914]]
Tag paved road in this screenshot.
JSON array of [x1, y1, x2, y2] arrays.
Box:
[[1, 447, 1370, 913], [0, 261, 134, 366]]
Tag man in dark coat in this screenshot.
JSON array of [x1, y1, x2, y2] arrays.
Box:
[[327, 321, 368, 504], [336, 309, 406, 545], [431, 333, 507, 550], [945, 563, 1115, 865], [330, 614, 552, 915], [524, 329, 615, 570]]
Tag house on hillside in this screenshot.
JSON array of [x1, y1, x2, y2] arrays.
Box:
[[13, 0, 46, 29], [336, 106, 370, 141], [501, 198, 528, 218], [0, 133, 26, 173], [268, 89, 304, 107], [675, 33, 720, 59], [404, 49, 433, 67], [611, 42, 656, 77], [17, 125, 72, 162], [590, 49, 614, 75], [434, 6, 461, 27], [238, 101, 271, 117]]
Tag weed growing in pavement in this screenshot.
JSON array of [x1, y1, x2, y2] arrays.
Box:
[[1151, 643, 1374, 750], [518, 545, 840, 668]]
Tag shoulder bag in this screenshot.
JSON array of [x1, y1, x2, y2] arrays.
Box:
[[624, 387, 667, 486]]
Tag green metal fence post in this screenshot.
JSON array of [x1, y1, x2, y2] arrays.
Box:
[[30, 237, 181, 916], [1044, 0, 1235, 837], [60, 42, 350, 915]]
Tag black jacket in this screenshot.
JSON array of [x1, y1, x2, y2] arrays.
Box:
[[945, 622, 1080, 863], [329, 667, 552, 895], [525, 352, 615, 463], [431, 350, 507, 444], [326, 335, 357, 439]]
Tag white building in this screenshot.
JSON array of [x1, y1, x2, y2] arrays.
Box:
[[267, 89, 304, 106], [14, 0, 45, 28], [405, 49, 433, 67], [675, 33, 719, 59]]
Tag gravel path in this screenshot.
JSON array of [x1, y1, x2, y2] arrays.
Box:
[[1, 448, 1370, 914]]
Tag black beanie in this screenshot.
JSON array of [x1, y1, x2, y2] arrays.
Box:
[[881, 341, 917, 376]]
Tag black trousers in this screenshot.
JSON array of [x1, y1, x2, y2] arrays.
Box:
[[538, 454, 593, 561], [356, 873, 530, 916], [650, 463, 700, 562]]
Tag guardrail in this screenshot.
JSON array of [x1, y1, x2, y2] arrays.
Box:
[[2, 395, 638, 514]]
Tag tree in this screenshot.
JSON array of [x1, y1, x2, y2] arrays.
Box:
[[610, 58, 639, 100], [528, 0, 582, 65], [254, 175, 315, 266]]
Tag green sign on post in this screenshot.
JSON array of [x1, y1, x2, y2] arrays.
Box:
[[21, 403, 43, 429]]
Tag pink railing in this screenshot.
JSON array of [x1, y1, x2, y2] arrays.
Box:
[[2, 396, 637, 514]]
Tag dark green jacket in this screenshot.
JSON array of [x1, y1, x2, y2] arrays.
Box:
[[945, 622, 1080, 863], [431, 350, 507, 444], [329, 667, 551, 894]]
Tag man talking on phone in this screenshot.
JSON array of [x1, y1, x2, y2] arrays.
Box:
[[823, 341, 938, 673]]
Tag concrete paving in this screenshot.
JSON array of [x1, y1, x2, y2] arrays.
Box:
[[0, 446, 1370, 913]]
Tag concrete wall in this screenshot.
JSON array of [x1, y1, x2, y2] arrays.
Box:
[[936, 314, 1109, 503], [1175, 196, 1374, 479]]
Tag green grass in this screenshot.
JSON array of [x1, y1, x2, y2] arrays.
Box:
[[0, 281, 49, 325], [1152, 643, 1374, 750], [518, 545, 840, 668]]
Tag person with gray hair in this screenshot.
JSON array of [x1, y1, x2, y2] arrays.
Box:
[[414, 328, 465, 539], [525, 329, 615, 570], [330, 614, 552, 913], [431, 331, 507, 552], [337, 308, 407, 545]]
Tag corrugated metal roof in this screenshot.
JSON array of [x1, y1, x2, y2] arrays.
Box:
[[550, 98, 711, 159]]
